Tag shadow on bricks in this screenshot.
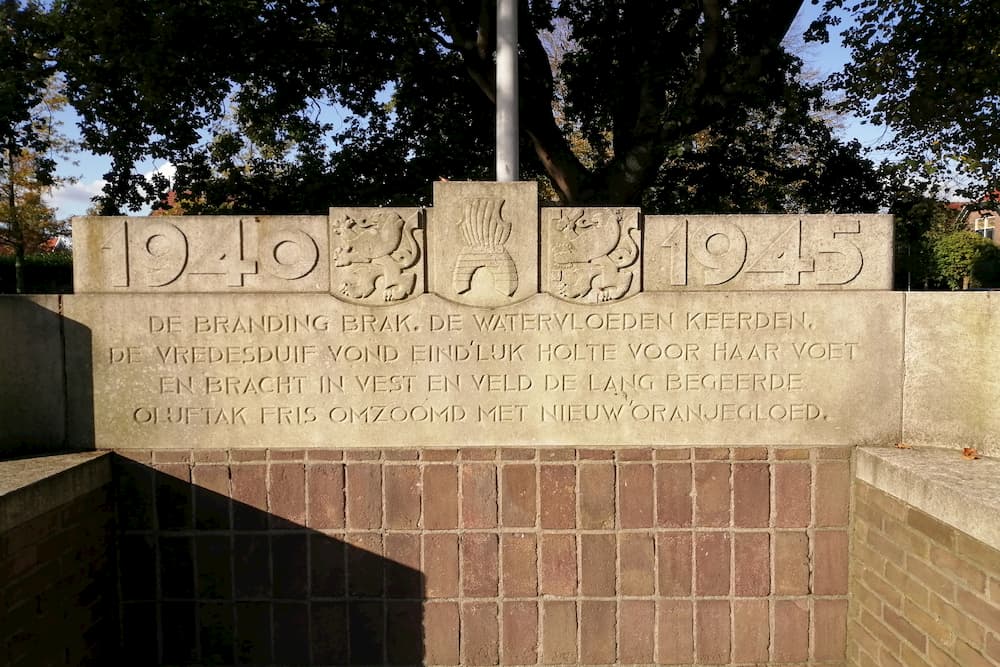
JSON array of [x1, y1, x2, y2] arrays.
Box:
[[114, 456, 425, 666]]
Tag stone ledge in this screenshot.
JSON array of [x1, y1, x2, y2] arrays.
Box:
[[0, 451, 111, 532], [855, 447, 1000, 551]]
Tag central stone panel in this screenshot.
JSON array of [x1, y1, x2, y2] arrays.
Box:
[[66, 180, 901, 450], [64, 291, 902, 449]]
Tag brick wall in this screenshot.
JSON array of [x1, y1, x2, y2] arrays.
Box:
[[848, 480, 1000, 667], [0, 464, 117, 665], [116, 445, 850, 665]]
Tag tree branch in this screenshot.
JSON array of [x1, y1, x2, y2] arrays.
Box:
[[517, 1, 589, 202], [476, 0, 494, 61], [436, 0, 478, 52]]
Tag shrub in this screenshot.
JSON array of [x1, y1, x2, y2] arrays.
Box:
[[0, 252, 74, 293]]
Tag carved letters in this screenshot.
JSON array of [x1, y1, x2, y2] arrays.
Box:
[[65, 183, 900, 451], [71, 292, 905, 449], [74, 215, 330, 293], [72, 186, 893, 295], [644, 215, 887, 290]]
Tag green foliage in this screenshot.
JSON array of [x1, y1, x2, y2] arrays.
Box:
[[42, 0, 886, 213], [0, 0, 55, 172], [1, 1, 73, 291], [0, 251, 72, 293], [646, 77, 885, 214], [813, 0, 1000, 195], [49, 0, 476, 212], [888, 192, 1000, 290], [930, 231, 1000, 290], [889, 194, 956, 289]]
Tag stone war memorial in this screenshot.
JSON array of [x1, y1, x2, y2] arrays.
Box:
[[68, 181, 899, 450], [3, 180, 1000, 666]]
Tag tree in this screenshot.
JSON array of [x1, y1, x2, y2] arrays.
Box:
[[885, 183, 1000, 290], [49, 0, 868, 213], [811, 0, 1000, 194], [888, 193, 957, 290], [931, 231, 1000, 290], [645, 76, 884, 214], [0, 145, 66, 252], [0, 0, 60, 292]]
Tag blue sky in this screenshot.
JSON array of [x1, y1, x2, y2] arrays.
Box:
[[788, 1, 894, 153], [45, 3, 888, 219]]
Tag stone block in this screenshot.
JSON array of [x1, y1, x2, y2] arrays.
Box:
[[541, 600, 577, 664], [773, 600, 809, 662], [619, 533, 655, 595], [462, 601, 499, 666], [657, 532, 693, 596], [732, 599, 770, 664], [501, 601, 537, 665], [384, 464, 421, 529], [541, 206, 640, 302], [619, 463, 654, 527], [73, 215, 329, 293], [619, 600, 655, 664], [462, 533, 499, 597], [903, 292, 1000, 457], [580, 533, 616, 597], [579, 463, 615, 529], [423, 534, 459, 599], [461, 463, 498, 528], [59, 289, 904, 449], [423, 601, 460, 665], [0, 296, 67, 453], [644, 213, 893, 290], [695, 599, 731, 663], [539, 533, 576, 596], [658, 600, 694, 664], [427, 181, 538, 305], [539, 464, 575, 528], [579, 601, 615, 664], [423, 464, 458, 529], [501, 533, 537, 597]]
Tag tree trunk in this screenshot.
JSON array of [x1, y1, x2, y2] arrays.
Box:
[[4, 144, 27, 293], [14, 245, 25, 294]]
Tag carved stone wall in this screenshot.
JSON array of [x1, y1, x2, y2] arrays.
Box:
[[0, 181, 920, 665], [72, 182, 894, 299], [63, 182, 898, 452]]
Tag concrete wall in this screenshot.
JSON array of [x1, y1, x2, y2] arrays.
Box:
[[8, 290, 1000, 457], [0, 297, 72, 455], [2, 291, 999, 665]]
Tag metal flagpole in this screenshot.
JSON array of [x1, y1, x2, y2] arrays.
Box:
[[496, 0, 518, 181]]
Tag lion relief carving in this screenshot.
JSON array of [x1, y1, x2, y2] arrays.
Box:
[[549, 207, 640, 302], [330, 209, 421, 302]]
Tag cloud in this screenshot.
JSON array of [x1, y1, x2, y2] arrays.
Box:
[[47, 178, 107, 219], [46, 161, 176, 219], [148, 162, 176, 183]]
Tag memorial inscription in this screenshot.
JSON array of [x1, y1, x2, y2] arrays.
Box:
[[70, 182, 900, 449], [645, 214, 893, 290], [73, 215, 330, 293], [64, 291, 902, 449]]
